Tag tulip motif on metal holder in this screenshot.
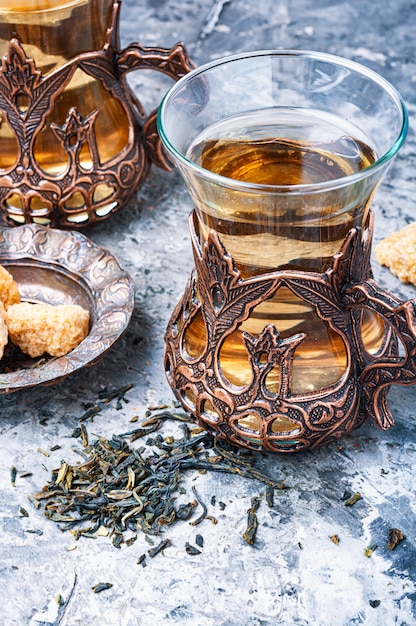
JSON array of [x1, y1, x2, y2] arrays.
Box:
[[0, 0, 195, 227], [165, 210, 416, 453]]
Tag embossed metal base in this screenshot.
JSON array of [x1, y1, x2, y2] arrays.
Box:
[[165, 211, 416, 452], [0, 1, 194, 228]]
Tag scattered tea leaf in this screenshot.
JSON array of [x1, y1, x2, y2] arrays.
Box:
[[27, 495, 41, 510], [387, 528, 405, 550], [344, 492, 362, 506], [80, 424, 88, 448], [112, 534, 124, 549], [147, 404, 170, 411], [92, 582, 113, 593], [119, 420, 162, 443], [78, 406, 102, 423], [189, 486, 208, 526], [185, 542, 201, 555], [243, 496, 261, 545], [18, 471, 32, 478], [33, 410, 287, 549], [125, 535, 137, 547], [148, 538, 172, 558], [176, 502, 196, 521], [37, 448, 50, 458], [364, 543, 377, 557], [98, 383, 134, 409], [265, 486, 274, 508], [10, 466, 16, 487]]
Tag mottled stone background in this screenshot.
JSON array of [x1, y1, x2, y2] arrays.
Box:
[[1, 1, 416, 624]]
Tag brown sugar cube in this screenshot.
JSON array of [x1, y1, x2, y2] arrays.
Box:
[[0, 265, 20, 308], [6, 302, 90, 357], [374, 222, 416, 285], [0, 301, 9, 359]]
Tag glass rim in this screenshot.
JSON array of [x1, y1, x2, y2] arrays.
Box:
[[157, 49, 409, 194]]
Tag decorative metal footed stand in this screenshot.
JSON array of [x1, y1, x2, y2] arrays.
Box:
[[165, 210, 416, 453], [0, 0, 194, 228]]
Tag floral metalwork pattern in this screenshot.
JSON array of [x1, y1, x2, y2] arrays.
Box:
[[0, 0, 195, 228], [165, 211, 416, 453]]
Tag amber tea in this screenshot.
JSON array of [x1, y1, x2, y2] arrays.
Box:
[[183, 109, 384, 393], [0, 0, 129, 175], [160, 50, 408, 451]]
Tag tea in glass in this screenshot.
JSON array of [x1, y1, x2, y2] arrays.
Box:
[[0, 0, 129, 174], [181, 107, 384, 392]]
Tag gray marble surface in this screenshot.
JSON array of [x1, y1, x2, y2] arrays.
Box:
[[1, 1, 416, 624]]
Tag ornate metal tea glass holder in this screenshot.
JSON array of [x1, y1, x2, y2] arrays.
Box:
[[165, 210, 416, 453], [0, 1, 194, 228]]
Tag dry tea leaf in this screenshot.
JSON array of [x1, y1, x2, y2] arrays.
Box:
[[364, 543, 377, 557], [243, 496, 261, 545], [387, 527, 405, 550], [344, 492, 362, 506], [92, 582, 113, 593], [185, 542, 202, 555], [10, 465, 16, 487], [34, 409, 284, 550]]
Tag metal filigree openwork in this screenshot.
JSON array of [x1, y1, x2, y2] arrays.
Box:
[[165, 210, 416, 453], [0, 0, 194, 228], [0, 224, 134, 392]]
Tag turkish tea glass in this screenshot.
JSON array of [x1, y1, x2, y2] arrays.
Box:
[[0, 0, 193, 227], [158, 50, 409, 452]]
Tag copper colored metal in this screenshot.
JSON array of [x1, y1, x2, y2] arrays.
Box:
[[164, 210, 416, 452], [0, 1, 194, 228]]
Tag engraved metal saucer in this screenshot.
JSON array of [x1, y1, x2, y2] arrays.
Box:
[[0, 224, 134, 393]]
